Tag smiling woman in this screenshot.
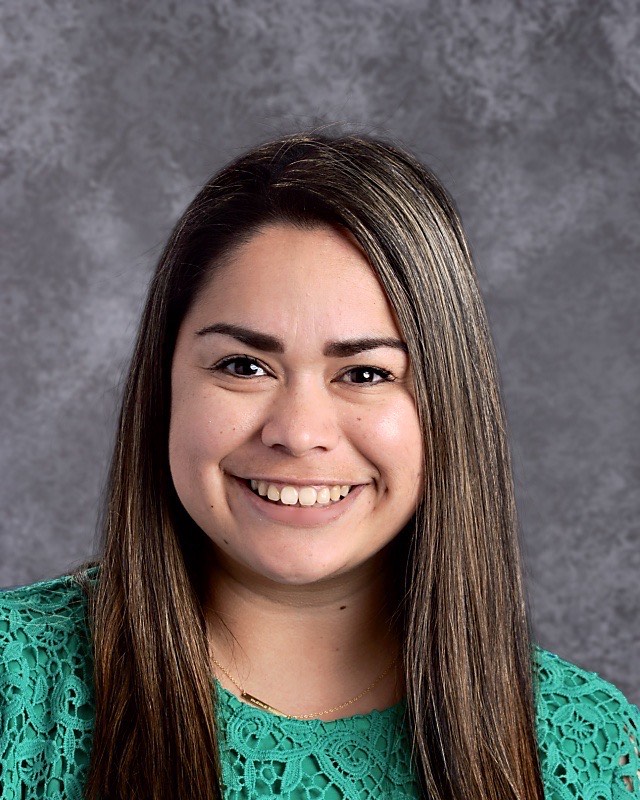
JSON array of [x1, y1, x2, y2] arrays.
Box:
[[1, 133, 638, 800]]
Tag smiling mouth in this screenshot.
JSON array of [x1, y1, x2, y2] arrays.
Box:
[[244, 478, 353, 508]]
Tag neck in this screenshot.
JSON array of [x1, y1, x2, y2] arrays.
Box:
[[200, 546, 404, 718]]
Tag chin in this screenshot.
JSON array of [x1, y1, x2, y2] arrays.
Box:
[[236, 548, 352, 585]]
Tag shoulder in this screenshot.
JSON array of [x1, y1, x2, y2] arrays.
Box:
[[0, 567, 96, 641], [0, 569, 97, 793], [0, 568, 97, 706], [0, 565, 97, 607], [532, 645, 638, 728], [0, 566, 97, 680], [0, 566, 97, 683], [532, 645, 640, 797]]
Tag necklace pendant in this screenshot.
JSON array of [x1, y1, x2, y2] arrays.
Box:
[[241, 690, 289, 717]]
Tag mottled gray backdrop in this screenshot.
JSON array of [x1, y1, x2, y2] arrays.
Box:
[[1, 0, 638, 703]]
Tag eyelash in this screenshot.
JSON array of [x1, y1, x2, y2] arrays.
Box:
[[210, 356, 269, 380], [210, 355, 395, 385], [341, 364, 395, 386]]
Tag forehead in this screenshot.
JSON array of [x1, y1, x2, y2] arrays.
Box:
[[184, 223, 403, 343]]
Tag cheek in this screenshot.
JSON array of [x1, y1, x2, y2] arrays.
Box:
[[169, 390, 258, 469], [169, 396, 240, 517], [355, 399, 423, 487]]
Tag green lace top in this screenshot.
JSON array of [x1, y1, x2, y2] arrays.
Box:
[[1, 569, 638, 799]]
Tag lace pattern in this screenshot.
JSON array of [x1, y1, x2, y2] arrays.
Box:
[[0, 570, 638, 799], [215, 682, 419, 798], [533, 649, 640, 798], [0, 575, 94, 800]]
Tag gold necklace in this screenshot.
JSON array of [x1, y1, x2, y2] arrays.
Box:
[[211, 655, 399, 720]]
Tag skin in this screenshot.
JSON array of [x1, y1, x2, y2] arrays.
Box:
[[169, 223, 423, 719]]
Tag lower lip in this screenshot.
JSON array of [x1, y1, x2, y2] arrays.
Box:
[[229, 476, 367, 527]]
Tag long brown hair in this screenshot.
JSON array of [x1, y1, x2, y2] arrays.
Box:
[[74, 132, 544, 799]]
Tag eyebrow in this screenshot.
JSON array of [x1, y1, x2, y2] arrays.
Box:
[[194, 322, 409, 357]]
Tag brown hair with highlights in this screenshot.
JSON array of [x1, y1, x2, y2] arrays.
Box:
[[74, 132, 545, 799]]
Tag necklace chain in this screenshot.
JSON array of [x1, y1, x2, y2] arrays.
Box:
[[211, 655, 399, 720]]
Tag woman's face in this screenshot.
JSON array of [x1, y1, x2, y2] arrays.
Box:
[[169, 223, 423, 586]]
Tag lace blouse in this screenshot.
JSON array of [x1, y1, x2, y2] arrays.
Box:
[[1, 569, 638, 799]]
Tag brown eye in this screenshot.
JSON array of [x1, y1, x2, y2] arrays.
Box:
[[212, 356, 269, 378], [340, 366, 394, 385]]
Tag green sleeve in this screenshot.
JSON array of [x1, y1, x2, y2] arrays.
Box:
[[534, 646, 640, 798], [0, 575, 94, 800]]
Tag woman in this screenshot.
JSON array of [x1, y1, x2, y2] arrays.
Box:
[[1, 132, 638, 799]]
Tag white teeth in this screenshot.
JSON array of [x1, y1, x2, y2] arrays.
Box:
[[280, 486, 298, 505], [298, 487, 318, 506], [246, 479, 354, 507], [316, 487, 331, 505]]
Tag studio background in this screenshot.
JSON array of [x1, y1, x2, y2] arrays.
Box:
[[1, 0, 638, 704]]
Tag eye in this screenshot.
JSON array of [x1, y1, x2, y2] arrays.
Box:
[[338, 366, 395, 385], [211, 355, 270, 378]]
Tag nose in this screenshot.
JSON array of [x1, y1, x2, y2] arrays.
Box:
[[260, 376, 341, 456]]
